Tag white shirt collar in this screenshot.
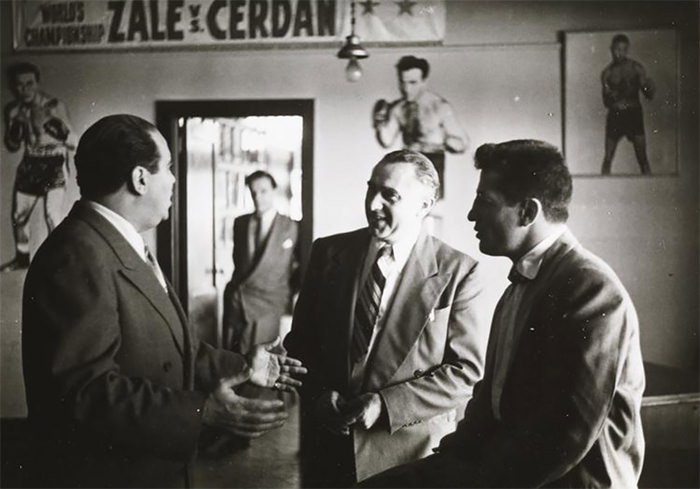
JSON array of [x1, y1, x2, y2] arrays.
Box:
[[256, 207, 277, 225], [370, 225, 421, 271], [515, 226, 568, 280], [85, 200, 147, 260]]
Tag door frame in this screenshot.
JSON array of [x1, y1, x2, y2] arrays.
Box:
[[155, 99, 314, 311]]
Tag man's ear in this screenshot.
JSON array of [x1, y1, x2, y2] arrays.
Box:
[[520, 198, 542, 226], [419, 195, 435, 218], [129, 166, 148, 196]]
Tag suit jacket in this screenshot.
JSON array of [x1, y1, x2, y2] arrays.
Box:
[[285, 227, 489, 483], [224, 212, 299, 351], [22, 201, 246, 488], [439, 230, 645, 488]]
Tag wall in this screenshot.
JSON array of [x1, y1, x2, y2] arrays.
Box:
[[1, 1, 698, 418]]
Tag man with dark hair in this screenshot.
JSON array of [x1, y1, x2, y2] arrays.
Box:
[[22, 114, 306, 488], [372, 55, 469, 197], [361, 139, 645, 488], [1, 62, 76, 271], [285, 149, 489, 487], [223, 169, 300, 355], [601, 33, 655, 175], [204, 169, 300, 455]]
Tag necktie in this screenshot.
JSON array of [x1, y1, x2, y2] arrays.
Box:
[[144, 245, 167, 290], [351, 245, 392, 366], [508, 266, 529, 284], [255, 215, 264, 252]]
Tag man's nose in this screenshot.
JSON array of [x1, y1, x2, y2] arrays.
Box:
[[368, 193, 383, 211], [467, 207, 476, 222]]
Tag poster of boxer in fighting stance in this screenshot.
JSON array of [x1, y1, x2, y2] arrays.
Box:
[[2, 62, 76, 272], [372, 55, 469, 199]]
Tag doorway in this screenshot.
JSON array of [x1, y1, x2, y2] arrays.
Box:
[[156, 100, 313, 346]]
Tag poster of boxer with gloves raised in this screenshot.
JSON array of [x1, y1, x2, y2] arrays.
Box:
[[372, 55, 469, 199], [2, 62, 76, 272]]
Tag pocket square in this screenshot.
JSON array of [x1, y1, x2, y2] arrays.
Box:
[[282, 238, 294, 249]]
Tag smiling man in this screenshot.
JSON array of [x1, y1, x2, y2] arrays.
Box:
[[285, 149, 489, 487], [360, 139, 645, 488]]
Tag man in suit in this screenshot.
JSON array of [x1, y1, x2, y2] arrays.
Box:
[[223, 170, 300, 354], [284, 149, 489, 487], [360, 139, 645, 488], [21, 114, 306, 488]]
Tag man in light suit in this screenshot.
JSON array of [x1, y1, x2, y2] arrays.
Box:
[[223, 170, 300, 354], [361, 139, 645, 488], [21, 114, 306, 488], [285, 149, 489, 487]]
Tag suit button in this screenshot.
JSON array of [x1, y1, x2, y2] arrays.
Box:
[[163, 361, 173, 372], [414, 369, 424, 378]]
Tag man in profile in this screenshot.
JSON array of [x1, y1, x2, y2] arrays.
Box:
[[361, 140, 645, 488], [373, 55, 469, 197], [286, 150, 488, 487], [601, 33, 655, 175], [22, 114, 306, 488], [2, 62, 76, 271]]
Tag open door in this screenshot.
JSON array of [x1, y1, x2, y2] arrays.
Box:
[[156, 100, 313, 346]]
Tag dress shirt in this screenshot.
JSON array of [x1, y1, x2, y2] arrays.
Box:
[[491, 226, 567, 420], [85, 200, 167, 289], [349, 227, 421, 393], [248, 208, 277, 258]]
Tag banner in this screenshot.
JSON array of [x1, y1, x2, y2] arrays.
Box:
[[12, 0, 445, 51]]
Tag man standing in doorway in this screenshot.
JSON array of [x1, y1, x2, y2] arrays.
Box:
[[601, 33, 655, 175], [2, 62, 76, 271], [372, 55, 469, 197], [222, 170, 300, 356], [204, 170, 300, 456]]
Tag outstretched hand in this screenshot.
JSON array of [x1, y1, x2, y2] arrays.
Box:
[[247, 337, 307, 392], [202, 369, 288, 438]]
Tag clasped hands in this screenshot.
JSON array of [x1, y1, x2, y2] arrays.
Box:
[[317, 390, 384, 435], [202, 337, 307, 439]]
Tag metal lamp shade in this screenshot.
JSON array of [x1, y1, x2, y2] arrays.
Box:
[[337, 35, 369, 59]]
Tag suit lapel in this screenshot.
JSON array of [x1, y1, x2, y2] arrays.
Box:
[[329, 230, 370, 388], [240, 214, 253, 265], [495, 230, 579, 378], [72, 202, 186, 356], [255, 213, 281, 265], [364, 231, 449, 390]]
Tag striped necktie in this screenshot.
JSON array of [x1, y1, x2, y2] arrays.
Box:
[[351, 245, 392, 366]]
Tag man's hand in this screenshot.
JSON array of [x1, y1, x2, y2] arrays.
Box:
[[247, 337, 307, 392], [317, 390, 352, 435], [202, 369, 288, 438], [341, 393, 384, 430]]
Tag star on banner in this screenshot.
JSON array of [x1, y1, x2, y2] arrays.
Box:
[[396, 0, 417, 15], [360, 0, 380, 15]]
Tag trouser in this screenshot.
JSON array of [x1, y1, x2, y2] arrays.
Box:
[[12, 186, 65, 257]]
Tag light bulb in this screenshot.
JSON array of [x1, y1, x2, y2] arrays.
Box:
[[345, 57, 363, 82]]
